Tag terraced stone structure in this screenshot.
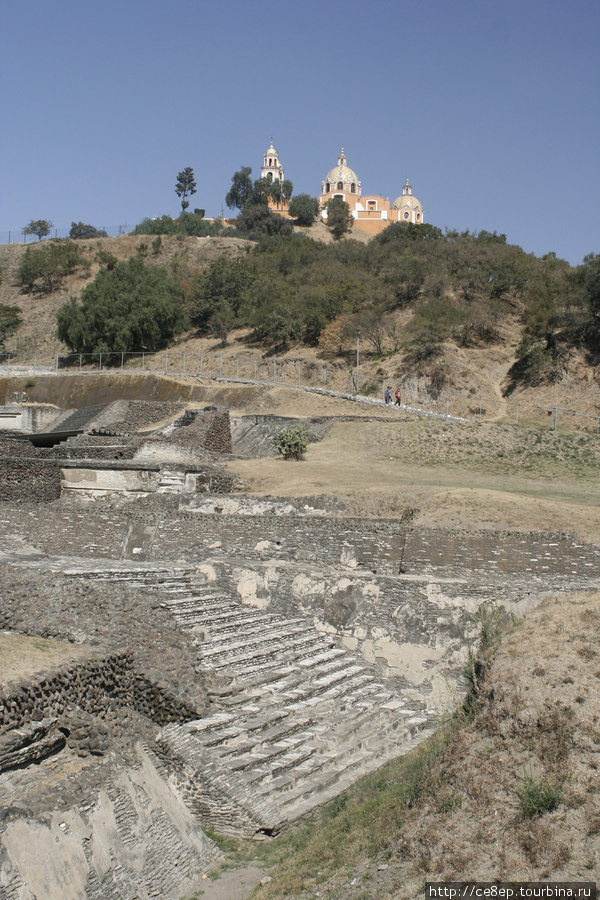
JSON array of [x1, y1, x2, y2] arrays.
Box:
[[1, 397, 599, 899]]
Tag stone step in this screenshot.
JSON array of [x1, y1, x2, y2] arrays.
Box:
[[198, 631, 326, 667]]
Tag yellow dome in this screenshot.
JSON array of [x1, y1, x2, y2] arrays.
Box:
[[325, 149, 359, 186], [392, 179, 423, 211]]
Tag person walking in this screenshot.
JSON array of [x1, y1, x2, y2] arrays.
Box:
[[385, 385, 392, 404], [394, 387, 402, 406]]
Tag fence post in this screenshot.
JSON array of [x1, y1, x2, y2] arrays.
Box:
[[99, 353, 102, 371], [236, 358, 239, 379], [121, 351, 124, 371], [165, 348, 168, 373], [297, 360, 301, 386], [323, 366, 327, 387], [142, 352, 145, 371], [219, 352, 223, 376], [273, 356, 276, 382], [183, 352, 186, 376], [553, 404, 558, 431], [79, 354, 82, 372], [55, 352, 59, 371]]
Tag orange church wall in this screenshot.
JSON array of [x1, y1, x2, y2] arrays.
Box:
[[352, 219, 391, 236]]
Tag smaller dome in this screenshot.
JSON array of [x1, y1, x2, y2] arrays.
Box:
[[325, 148, 360, 186], [392, 179, 423, 211]]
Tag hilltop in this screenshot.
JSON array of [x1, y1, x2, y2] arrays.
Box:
[[1, 226, 599, 422]]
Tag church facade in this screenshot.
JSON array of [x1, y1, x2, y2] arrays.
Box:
[[319, 148, 424, 236], [262, 141, 424, 235]]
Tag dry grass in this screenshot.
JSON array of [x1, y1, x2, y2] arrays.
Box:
[[237, 592, 600, 899], [0, 633, 93, 685]]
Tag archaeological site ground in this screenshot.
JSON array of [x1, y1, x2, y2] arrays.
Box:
[[0, 364, 599, 900]]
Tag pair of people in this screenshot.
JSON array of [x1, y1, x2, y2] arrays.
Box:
[[385, 386, 402, 406]]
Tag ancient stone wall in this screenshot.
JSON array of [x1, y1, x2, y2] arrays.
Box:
[[0, 456, 61, 501], [0, 652, 199, 738]]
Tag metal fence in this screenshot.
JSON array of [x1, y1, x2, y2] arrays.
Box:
[[0, 225, 129, 244], [1, 348, 599, 433]]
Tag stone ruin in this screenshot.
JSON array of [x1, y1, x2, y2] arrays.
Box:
[[1, 398, 600, 899]]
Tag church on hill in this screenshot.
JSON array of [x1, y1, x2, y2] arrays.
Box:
[[262, 141, 425, 236]]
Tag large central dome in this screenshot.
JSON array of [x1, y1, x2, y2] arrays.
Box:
[[325, 149, 360, 186]]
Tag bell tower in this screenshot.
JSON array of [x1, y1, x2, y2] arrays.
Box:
[[261, 139, 284, 183]]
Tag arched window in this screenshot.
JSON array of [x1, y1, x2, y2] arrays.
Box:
[[403, 211, 410, 220], [325, 182, 330, 193], [416, 213, 421, 221], [267, 172, 273, 181], [337, 181, 343, 190], [350, 183, 356, 193]]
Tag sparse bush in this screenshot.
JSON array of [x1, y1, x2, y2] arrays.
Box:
[[235, 205, 293, 238], [273, 423, 311, 460], [0, 304, 22, 348], [515, 773, 564, 817], [69, 222, 107, 239], [95, 249, 118, 270], [18, 241, 87, 293]]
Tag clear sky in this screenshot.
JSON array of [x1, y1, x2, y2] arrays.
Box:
[[1, 0, 599, 264]]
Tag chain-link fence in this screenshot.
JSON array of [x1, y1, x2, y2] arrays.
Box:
[[1, 348, 599, 433], [0, 226, 129, 244]]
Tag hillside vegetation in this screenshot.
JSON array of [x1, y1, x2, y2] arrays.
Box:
[[1, 222, 599, 414]]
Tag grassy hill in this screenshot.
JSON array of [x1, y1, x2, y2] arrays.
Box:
[[1, 225, 599, 419]]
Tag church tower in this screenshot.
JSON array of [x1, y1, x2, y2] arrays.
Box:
[[391, 179, 424, 224], [261, 139, 284, 183]]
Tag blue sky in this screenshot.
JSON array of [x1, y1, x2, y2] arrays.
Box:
[[1, 0, 599, 264]]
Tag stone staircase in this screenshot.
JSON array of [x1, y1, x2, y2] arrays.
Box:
[[156, 466, 186, 494], [155, 582, 436, 836], [62, 562, 436, 837]]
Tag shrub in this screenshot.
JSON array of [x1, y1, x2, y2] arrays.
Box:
[[18, 241, 87, 293], [56, 256, 187, 353], [0, 304, 22, 348], [273, 423, 311, 460], [234, 205, 293, 238], [69, 222, 108, 239], [132, 212, 222, 238], [515, 774, 564, 817]]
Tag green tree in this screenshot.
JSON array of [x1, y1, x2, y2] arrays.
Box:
[[326, 198, 353, 240], [132, 213, 222, 238], [175, 167, 197, 211], [69, 222, 108, 239], [226, 167, 254, 211], [22, 219, 53, 241], [234, 205, 293, 238], [18, 241, 87, 294], [0, 304, 22, 349], [289, 194, 320, 226], [56, 256, 187, 353]]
